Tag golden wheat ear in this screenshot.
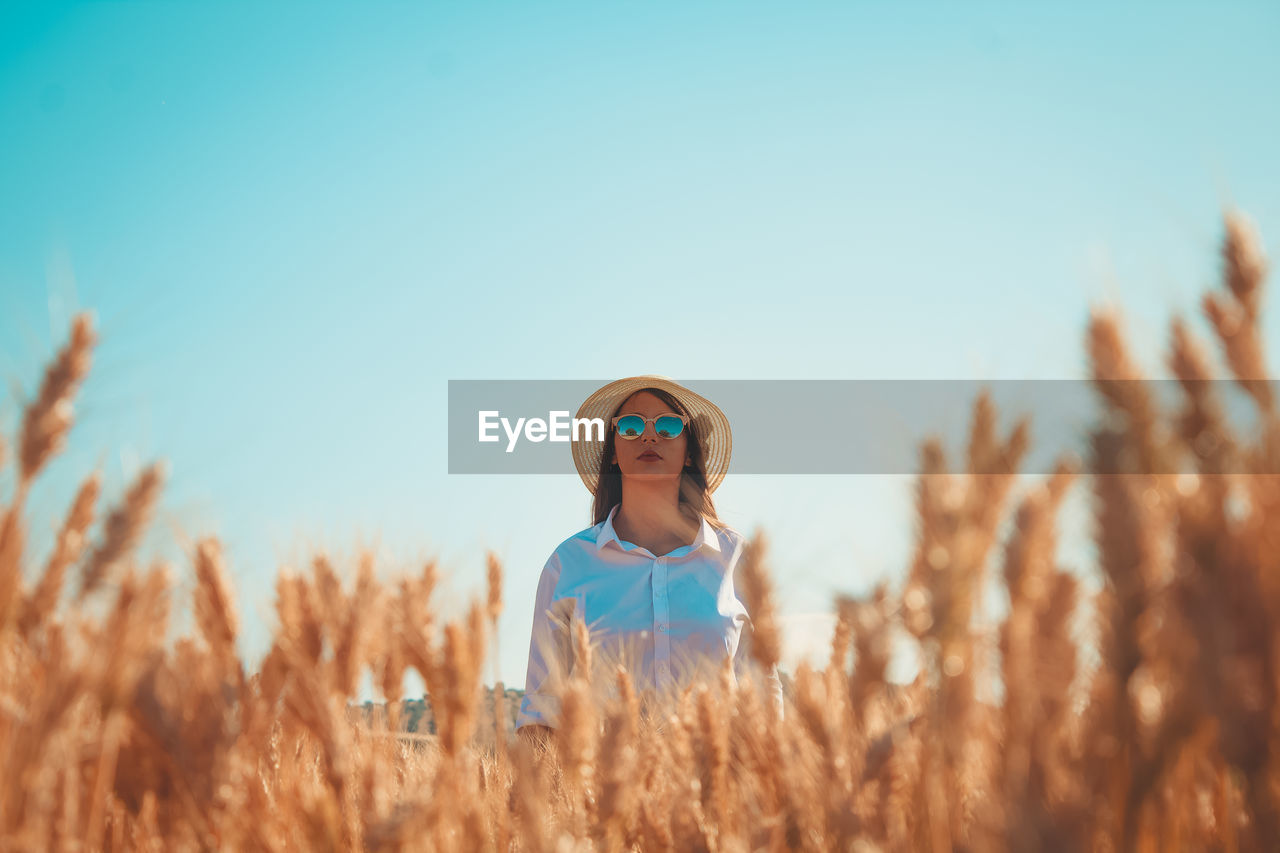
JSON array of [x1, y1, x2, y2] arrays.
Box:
[[1205, 209, 1274, 416], [77, 460, 166, 602], [192, 537, 243, 691], [738, 529, 780, 673], [19, 471, 101, 636], [17, 311, 97, 489]]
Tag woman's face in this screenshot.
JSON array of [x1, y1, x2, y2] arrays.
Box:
[[610, 391, 691, 482]]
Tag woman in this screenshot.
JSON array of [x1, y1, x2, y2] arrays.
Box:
[[515, 375, 784, 745]]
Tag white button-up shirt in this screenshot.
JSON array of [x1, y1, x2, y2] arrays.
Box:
[[516, 504, 784, 730]]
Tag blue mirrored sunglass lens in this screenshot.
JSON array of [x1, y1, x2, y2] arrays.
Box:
[[615, 415, 645, 437], [655, 416, 685, 438]]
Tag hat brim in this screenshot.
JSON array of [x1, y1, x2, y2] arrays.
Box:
[[570, 375, 733, 495]]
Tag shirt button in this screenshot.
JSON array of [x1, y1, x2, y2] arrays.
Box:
[[658, 623, 668, 633]]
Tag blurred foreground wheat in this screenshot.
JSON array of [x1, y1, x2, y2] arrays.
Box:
[[2, 210, 1279, 851]]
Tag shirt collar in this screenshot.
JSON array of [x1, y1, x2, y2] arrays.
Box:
[[595, 503, 721, 556]]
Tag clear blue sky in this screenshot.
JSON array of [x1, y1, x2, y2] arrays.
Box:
[[2, 1, 1278, 692]]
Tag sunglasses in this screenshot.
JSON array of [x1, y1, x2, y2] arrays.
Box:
[[611, 412, 688, 440]]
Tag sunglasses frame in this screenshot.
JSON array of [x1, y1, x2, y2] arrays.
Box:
[[611, 412, 689, 440]]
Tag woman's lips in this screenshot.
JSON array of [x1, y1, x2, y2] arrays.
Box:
[[638, 451, 662, 460]]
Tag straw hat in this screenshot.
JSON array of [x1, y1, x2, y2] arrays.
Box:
[[571, 375, 733, 495]]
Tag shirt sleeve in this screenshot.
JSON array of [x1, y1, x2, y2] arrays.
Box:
[[516, 553, 566, 731], [732, 611, 785, 720]]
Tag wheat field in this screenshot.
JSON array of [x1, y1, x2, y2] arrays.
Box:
[[1, 209, 1278, 850]]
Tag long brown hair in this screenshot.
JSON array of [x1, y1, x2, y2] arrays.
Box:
[[590, 387, 725, 528]]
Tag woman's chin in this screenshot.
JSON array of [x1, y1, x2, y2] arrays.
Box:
[[621, 470, 682, 481]]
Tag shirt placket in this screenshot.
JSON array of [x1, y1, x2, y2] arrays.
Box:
[[653, 555, 671, 691]]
